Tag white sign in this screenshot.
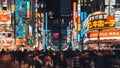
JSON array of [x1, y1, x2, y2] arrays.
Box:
[[105, 0, 116, 5], [2, 0, 7, 7], [105, 5, 115, 16], [115, 10, 120, 28], [29, 25, 33, 36]]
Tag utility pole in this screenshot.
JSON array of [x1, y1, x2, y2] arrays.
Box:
[[108, 0, 111, 16]]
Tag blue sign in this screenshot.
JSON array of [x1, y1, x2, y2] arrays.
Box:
[[15, 0, 27, 38], [81, 11, 87, 21]]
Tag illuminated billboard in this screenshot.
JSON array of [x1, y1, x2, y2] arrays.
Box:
[[88, 30, 120, 39], [0, 11, 11, 24], [16, 38, 26, 45], [0, 38, 14, 45], [29, 25, 32, 36], [88, 12, 115, 30], [15, 0, 26, 38], [2, 0, 7, 10], [84, 30, 120, 44], [2, 0, 7, 7], [27, 1, 30, 18], [52, 32, 59, 45], [73, 2, 77, 25], [53, 33, 59, 39]]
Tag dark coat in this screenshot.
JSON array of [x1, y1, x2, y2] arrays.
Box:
[[34, 60, 42, 68]]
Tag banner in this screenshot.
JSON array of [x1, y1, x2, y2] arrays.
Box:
[[88, 15, 115, 30], [0, 38, 14, 45], [89, 30, 120, 38], [0, 11, 11, 24], [53, 33, 59, 39]]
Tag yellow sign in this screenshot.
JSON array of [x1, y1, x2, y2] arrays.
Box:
[[88, 16, 115, 30], [12, 5, 15, 11], [77, 24, 81, 31]]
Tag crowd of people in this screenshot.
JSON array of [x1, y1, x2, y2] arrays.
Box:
[[0, 49, 120, 68]]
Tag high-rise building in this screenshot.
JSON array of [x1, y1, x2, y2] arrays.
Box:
[[81, 0, 105, 14], [60, 0, 71, 17], [86, 0, 120, 13], [46, 0, 60, 18]]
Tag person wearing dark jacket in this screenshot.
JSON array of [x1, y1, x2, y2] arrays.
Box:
[[82, 51, 91, 68], [59, 57, 67, 68], [16, 50, 24, 68], [94, 51, 105, 68], [73, 53, 83, 68], [33, 55, 43, 68]]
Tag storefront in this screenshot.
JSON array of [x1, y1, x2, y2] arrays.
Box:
[[84, 29, 120, 50]]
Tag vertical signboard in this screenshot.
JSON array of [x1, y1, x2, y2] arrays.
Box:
[[88, 12, 115, 31], [73, 2, 77, 25], [27, 0, 30, 18], [77, 0, 81, 31], [15, 0, 26, 38], [72, 2, 77, 41]]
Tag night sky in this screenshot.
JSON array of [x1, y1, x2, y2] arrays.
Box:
[[45, 0, 60, 18]]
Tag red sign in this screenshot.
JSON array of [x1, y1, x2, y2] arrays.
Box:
[[27, 10, 30, 18], [89, 30, 120, 38], [0, 14, 10, 22], [53, 33, 59, 39]]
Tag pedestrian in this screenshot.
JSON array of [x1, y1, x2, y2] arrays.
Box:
[[16, 50, 24, 68], [51, 51, 58, 68], [59, 57, 67, 68], [94, 51, 105, 68], [33, 55, 43, 68], [10, 50, 16, 64], [44, 54, 53, 68], [73, 53, 83, 68], [81, 51, 91, 68]]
